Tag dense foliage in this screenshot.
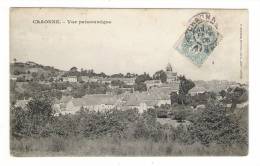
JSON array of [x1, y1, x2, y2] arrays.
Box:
[[189, 100, 244, 145], [170, 76, 195, 105], [153, 70, 167, 83], [11, 93, 247, 149]]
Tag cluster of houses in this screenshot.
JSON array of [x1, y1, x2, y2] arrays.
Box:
[[51, 64, 180, 114], [79, 76, 136, 86], [51, 64, 208, 114], [13, 62, 213, 114], [53, 89, 173, 115], [61, 63, 177, 86], [52, 86, 208, 115]]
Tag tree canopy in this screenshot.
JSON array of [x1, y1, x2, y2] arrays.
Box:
[[153, 70, 167, 83]]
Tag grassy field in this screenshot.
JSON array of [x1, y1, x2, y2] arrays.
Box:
[[10, 136, 248, 156]]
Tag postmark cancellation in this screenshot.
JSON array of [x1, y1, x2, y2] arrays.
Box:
[[175, 12, 222, 66]]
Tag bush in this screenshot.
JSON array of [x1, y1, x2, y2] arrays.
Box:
[[11, 94, 55, 138], [174, 125, 195, 144], [171, 106, 193, 122], [10, 95, 248, 155], [156, 109, 168, 118], [172, 110, 187, 122], [189, 100, 243, 146]]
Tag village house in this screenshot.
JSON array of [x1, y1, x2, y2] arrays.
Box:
[[121, 78, 136, 86], [100, 78, 112, 84], [122, 89, 174, 113], [145, 80, 162, 90], [79, 94, 119, 112], [122, 94, 150, 113], [53, 96, 75, 115], [80, 76, 103, 83], [109, 77, 136, 86], [80, 76, 90, 82], [54, 82, 179, 115], [52, 75, 63, 82], [145, 90, 172, 107], [160, 82, 179, 91], [89, 77, 98, 82], [54, 94, 121, 115], [148, 89, 172, 106], [63, 76, 77, 83], [56, 91, 173, 115], [109, 85, 120, 89], [190, 86, 207, 96]]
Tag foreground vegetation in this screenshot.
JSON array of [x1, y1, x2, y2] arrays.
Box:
[[11, 136, 247, 156], [10, 70, 248, 156], [10, 91, 248, 156]]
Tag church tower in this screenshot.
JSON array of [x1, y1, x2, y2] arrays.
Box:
[[165, 63, 178, 83]]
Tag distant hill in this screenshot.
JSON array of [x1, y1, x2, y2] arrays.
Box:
[[10, 61, 64, 79], [194, 80, 241, 93]]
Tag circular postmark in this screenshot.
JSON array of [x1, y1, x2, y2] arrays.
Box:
[[185, 12, 220, 54]]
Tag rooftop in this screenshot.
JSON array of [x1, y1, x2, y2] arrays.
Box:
[[190, 86, 207, 93], [73, 94, 119, 106]]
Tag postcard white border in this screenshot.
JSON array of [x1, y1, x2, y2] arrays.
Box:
[[1, 0, 260, 166]]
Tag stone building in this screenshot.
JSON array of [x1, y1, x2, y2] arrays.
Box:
[[63, 76, 77, 83], [165, 63, 178, 83]]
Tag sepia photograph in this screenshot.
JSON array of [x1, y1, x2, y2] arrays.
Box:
[[9, 8, 248, 156]]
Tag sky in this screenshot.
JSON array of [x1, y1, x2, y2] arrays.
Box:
[[10, 8, 248, 83]]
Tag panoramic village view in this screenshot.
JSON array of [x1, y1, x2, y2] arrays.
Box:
[[10, 59, 248, 156]]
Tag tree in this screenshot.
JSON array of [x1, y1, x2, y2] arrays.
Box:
[[230, 86, 248, 112], [178, 75, 195, 105], [135, 73, 151, 84], [190, 100, 242, 145], [134, 82, 147, 92], [31, 72, 38, 81], [27, 94, 54, 119], [133, 73, 151, 92], [49, 77, 54, 82], [153, 70, 167, 83], [40, 73, 45, 81], [219, 90, 226, 98], [111, 73, 124, 78], [170, 91, 178, 105], [71, 87, 86, 98], [173, 109, 188, 122], [70, 67, 78, 72], [10, 106, 28, 138], [125, 72, 133, 78], [111, 80, 125, 87], [179, 76, 195, 95], [11, 93, 55, 137], [98, 72, 107, 78]]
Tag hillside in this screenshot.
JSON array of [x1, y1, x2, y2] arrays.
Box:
[[10, 61, 64, 80]]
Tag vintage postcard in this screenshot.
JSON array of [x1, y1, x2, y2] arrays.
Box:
[[10, 8, 248, 156]]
